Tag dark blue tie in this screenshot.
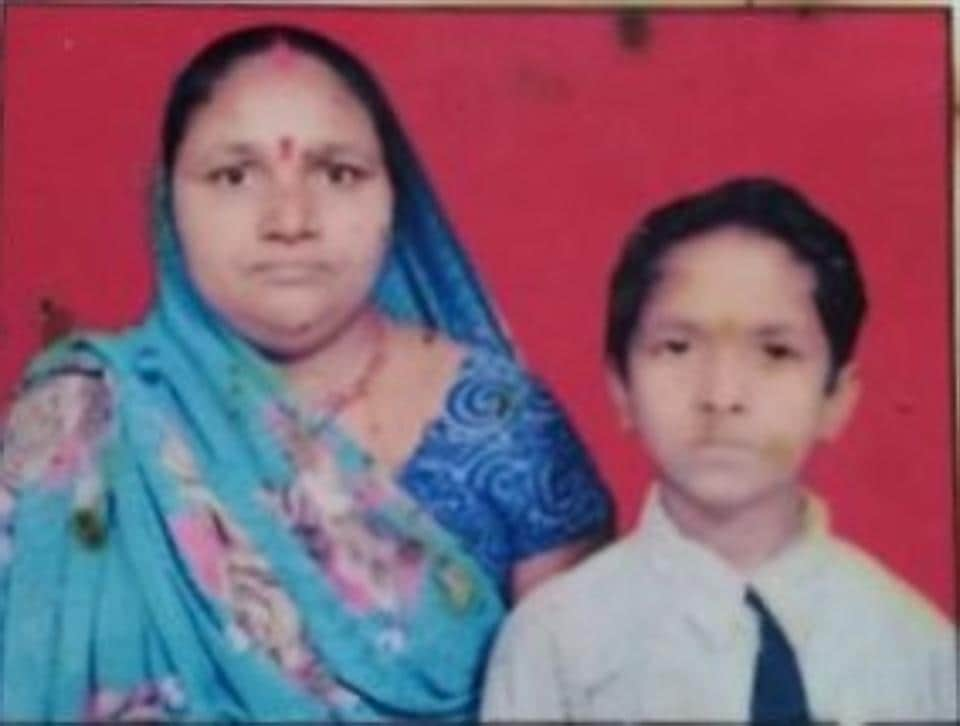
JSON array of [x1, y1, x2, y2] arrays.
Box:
[[745, 587, 811, 724]]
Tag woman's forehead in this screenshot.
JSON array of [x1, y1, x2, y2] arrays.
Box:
[[211, 50, 361, 114], [180, 52, 379, 154]]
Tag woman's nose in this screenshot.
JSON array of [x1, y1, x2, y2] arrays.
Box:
[[260, 180, 318, 245]]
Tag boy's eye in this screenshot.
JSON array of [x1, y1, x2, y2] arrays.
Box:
[[651, 338, 691, 356], [762, 342, 799, 361]]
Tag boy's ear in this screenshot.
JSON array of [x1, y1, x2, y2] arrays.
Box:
[[817, 363, 861, 442], [606, 364, 636, 432]]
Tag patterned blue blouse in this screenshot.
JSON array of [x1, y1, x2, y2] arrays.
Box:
[[400, 346, 613, 594]]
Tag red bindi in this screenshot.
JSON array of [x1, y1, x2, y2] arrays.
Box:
[[279, 136, 294, 161]]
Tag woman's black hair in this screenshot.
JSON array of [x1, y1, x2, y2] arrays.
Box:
[[161, 24, 407, 189], [605, 177, 868, 390]]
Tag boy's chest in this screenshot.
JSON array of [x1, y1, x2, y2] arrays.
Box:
[[565, 605, 925, 723], [566, 613, 757, 722]]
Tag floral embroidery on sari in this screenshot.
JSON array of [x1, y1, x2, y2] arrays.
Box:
[[160, 432, 359, 708], [0, 370, 112, 564], [264, 481, 427, 619], [263, 405, 427, 622], [85, 677, 186, 721], [0, 372, 111, 492]]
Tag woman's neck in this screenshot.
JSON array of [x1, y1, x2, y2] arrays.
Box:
[[280, 307, 386, 403], [659, 481, 805, 574]]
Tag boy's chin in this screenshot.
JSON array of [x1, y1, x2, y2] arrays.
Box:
[[661, 469, 793, 520]]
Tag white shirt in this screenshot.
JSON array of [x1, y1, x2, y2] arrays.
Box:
[[482, 490, 958, 724]]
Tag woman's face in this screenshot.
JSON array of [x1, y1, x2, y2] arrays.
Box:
[[172, 46, 394, 358]]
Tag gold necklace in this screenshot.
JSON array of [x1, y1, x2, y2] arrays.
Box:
[[309, 317, 388, 422]]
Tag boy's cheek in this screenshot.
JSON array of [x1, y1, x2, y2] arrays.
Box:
[[631, 384, 691, 436], [759, 434, 801, 468], [753, 395, 828, 469], [754, 374, 828, 418], [632, 360, 697, 400]]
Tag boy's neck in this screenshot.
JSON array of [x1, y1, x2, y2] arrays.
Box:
[[658, 482, 805, 575]]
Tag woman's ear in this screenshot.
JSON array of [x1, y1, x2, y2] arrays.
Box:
[[817, 363, 861, 442]]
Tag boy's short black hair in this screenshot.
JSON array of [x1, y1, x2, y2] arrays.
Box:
[[605, 177, 867, 389]]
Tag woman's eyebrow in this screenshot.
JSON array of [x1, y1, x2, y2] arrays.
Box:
[[190, 140, 381, 167], [184, 142, 262, 168], [211, 141, 261, 158], [301, 141, 380, 161]]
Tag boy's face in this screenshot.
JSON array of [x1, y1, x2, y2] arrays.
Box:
[[609, 226, 859, 516]]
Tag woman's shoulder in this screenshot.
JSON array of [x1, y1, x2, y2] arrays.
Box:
[[448, 343, 572, 429], [400, 327, 588, 452], [386, 324, 530, 412], [1, 349, 114, 494], [389, 323, 598, 462], [397, 326, 613, 565], [456, 341, 528, 382]]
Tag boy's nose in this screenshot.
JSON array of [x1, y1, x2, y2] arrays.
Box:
[[696, 348, 748, 415], [260, 181, 319, 245]]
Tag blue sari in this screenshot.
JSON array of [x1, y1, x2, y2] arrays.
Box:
[[0, 94, 610, 721]]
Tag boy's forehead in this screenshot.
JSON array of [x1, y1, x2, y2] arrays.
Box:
[[643, 227, 820, 329]]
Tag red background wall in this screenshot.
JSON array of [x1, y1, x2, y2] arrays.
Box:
[[2, 7, 955, 617]]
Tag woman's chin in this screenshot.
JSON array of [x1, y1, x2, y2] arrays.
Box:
[[235, 315, 337, 362]]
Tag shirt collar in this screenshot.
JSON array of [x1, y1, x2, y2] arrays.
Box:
[[629, 486, 831, 650], [751, 495, 831, 646]]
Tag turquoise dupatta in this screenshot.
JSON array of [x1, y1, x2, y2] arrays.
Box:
[[0, 90, 511, 720]]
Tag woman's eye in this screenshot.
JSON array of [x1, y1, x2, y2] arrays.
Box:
[[317, 162, 366, 187], [207, 165, 251, 187], [330, 164, 358, 185]]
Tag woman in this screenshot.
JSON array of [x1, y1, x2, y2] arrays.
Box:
[[0, 24, 611, 721]]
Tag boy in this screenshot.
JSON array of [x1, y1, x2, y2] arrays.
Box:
[[481, 178, 958, 723]]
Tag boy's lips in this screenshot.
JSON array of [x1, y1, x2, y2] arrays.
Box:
[[248, 260, 331, 284], [693, 438, 757, 461], [697, 437, 752, 448]]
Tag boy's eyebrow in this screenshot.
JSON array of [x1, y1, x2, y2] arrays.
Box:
[[642, 319, 806, 338], [752, 323, 801, 337], [641, 318, 700, 335]]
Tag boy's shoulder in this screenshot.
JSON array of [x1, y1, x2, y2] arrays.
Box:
[[524, 530, 646, 605], [504, 530, 660, 655], [509, 509, 956, 651], [816, 532, 954, 643]]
